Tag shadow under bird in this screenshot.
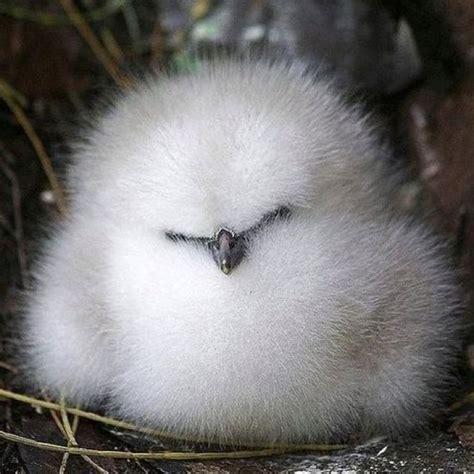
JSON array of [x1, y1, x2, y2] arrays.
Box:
[[23, 58, 463, 444]]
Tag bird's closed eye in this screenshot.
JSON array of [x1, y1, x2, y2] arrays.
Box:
[[247, 206, 291, 235], [165, 232, 211, 245], [260, 206, 291, 226], [165, 206, 290, 244]]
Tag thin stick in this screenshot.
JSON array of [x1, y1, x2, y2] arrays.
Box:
[[49, 408, 68, 439], [0, 430, 315, 460], [0, 156, 28, 287], [100, 27, 125, 63], [0, 211, 16, 238], [59, 397, 108, 473], [57, 0, 131, 88], [59, 415, 80, 473], [40, 389, 69, 439], [59, 437, 70, 473], [0, 0, 130, 26], [59, 444, 71, 473], [122, 2, 141, 54], [0, 388, 180, 441], [0, 80, 67, 215], [58, 413, 81, 474], [0, 361, 18, 374], [149, 8, 163, 66], [59, 397, 77, 443], [448, 391, 474, 412], [0, 388, 346, 452]]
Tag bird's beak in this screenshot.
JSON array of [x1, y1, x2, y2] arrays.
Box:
[[210, 228, 245, 275]]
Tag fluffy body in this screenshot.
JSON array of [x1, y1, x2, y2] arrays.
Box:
[[23, 59, 462, 444]]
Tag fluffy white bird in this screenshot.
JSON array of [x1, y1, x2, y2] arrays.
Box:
[[23, 59, 462, 445]]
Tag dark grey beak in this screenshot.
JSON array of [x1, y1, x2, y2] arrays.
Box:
[[209, 228, 245, 275]]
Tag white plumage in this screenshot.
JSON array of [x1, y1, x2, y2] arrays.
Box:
[[23, 59, 462, 444]]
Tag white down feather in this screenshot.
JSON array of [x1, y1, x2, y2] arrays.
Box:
[[23, 59, 463, 444]]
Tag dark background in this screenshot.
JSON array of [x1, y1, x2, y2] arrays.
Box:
[[0, 1, 474, 471]]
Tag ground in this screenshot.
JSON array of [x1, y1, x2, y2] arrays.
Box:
[[1, 1, 474, 472]]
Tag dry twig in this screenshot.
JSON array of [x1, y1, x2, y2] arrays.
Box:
[[0, 388, 347, 452], [448, 392, 474, 412], [0, 361, 18, 374], [0, 0, 130, 26], [0, 430, 320, 461], [57, 0, 131, 88], [59, 413, 78, 474], [59, 396, 108, 473], [0, 80, 67, 215], [0, 155, 28, 287]]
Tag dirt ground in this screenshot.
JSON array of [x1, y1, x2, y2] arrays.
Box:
[[1, 1, 474, 472]]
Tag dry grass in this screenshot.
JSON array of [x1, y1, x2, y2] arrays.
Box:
[[0, 79, 67, 215], [0, 430, 331, 461], [0, 0, 472, 469], [58, 0, 132, 88], [0, 388, 348, 459]]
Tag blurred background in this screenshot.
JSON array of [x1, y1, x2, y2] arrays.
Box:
[[0, 0, 474, 471]]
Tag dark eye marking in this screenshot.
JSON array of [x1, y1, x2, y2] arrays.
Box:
[[165, 232, 211, 245], [165, 206, 291, 243], [246, 205, 291, 236], [259, 206, 291, 226]]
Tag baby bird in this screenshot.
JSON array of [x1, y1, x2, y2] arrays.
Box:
[[23, 59, 462, 445]]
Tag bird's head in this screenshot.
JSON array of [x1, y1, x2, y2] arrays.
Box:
[[77, 60, 379, 275]]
